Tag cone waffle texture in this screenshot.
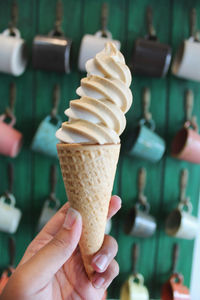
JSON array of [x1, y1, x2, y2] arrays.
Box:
[[57, 143, 120, 278]]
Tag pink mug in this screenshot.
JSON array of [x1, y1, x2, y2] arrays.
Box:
[[0, 114, 23, 157], [171, 122, 200, 163]]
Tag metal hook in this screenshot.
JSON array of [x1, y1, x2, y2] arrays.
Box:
[[9, 1, 18, 35], [190, 8, 197, 38], [101, 3, 109, 37], [146, 6, 156, 38], [138, 168, 147, 205], [132, 243, 139, 275], [8, 237, 15, 268], [51, 84, 60, 118], [179, 169, 189, 204], [7, 163, 14, 194], [142, 87, 152, 121], [184, 90, 198, 131], [54, 0, 63, 35], [5, 83, 16, 118], [171, 243, 179, 274], [185, 90, 193, 122], [49, 165, 57, 200]]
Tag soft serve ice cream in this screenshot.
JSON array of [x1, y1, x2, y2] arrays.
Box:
[[56, 42, 132, 144]]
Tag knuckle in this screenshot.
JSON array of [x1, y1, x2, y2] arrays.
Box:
[[51, 235, 67, 250]]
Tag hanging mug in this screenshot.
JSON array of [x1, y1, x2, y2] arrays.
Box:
[[127, 119, 165, 163], [131, 36, 171, 77], [37, 197, 60, 232], [31, 115, 61, 158], [165, 202, 199, 240], [0, 114, 23, 157], [171, 122, 200, 164], [120, 274, 149, 300], [162, 273, 190, 300], [172, 36, 200, 82], [78, 31, 121, 72], [0, 28, 27, 76], [0, 193, 22, 234], [125, 202, 156, 238], [32, 32, 72, 73]]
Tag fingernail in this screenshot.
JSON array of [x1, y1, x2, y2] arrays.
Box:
[[93, 254, 108, 271], [93, 276, 105, 289], [63, 208, 79, 230], [113, 195, 122, 205]]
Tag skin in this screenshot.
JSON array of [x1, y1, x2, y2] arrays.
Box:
[[1, 195, 121, 300]]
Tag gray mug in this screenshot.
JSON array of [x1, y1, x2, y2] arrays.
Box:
[[32, 32, 72, 73], [125, 203, 157, 238]]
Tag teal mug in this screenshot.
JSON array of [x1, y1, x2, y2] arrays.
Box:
[[31, 115, 61, 158], [127, 119, 165, 163]]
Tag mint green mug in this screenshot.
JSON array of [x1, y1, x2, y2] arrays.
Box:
[[31, 115, 61, 158], [127, 119, 165, 163]]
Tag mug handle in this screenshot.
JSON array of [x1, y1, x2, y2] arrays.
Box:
[[170, 273, 184, 285], [2, 28, 21, 38], [129, 273, 144, 286], [136, 202, 150, 214], [95, 30, 112, 39], [178, 201, 193, 214], [0, 114, 16, 127], [0, 193, 16, 207], [139, 118, 156, 131], [44, 196, 60, 210]]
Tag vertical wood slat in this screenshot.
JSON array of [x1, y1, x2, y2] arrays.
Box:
[[0, 0, 200, 299]]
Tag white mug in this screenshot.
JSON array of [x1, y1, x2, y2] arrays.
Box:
[[78, 30, 121, 72], [165, 203, 199, 239], [120, 274, 149, 300], [0, 193, 22, 234], [172, 37, 200, 82], [0, 28, 27, 76], [37, 197, 60, 232]]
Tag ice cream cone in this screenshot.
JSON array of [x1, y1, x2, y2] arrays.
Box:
[[57, 143, 120, 278]]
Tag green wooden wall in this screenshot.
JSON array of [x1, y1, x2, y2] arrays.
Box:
[[0, 0, 200, 298]]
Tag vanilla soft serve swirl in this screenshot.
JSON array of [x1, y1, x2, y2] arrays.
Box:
[[56, 42, 132, 144]]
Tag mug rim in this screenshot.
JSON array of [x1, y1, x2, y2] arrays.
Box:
[[171, 41, 185, 75]]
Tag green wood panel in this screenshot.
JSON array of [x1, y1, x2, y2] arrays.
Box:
[[0, 1, 200, 299]]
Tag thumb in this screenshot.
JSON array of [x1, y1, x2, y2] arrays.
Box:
[[21, 208, 82, 284]]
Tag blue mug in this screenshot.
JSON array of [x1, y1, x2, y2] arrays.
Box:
[[127, 119, 166, 163], [31, 115, 61, 158]]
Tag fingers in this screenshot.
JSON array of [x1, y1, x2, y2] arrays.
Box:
[[107, 195, 121, 220], [92, 259, 119, 289], [92, 235, 118, 273], [19, 208, 82, 287]]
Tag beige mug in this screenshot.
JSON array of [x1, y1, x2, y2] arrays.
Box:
[[165, 202, 199, 239], [120, 274, 149, 300]]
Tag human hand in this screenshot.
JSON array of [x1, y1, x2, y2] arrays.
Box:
[[1, 195, 121, 300]]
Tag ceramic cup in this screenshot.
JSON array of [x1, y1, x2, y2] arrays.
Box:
[[0, 114, 23, 157], [78, 31, 121, 72], [31, 115, 61, 158], [165, 203, 199, 240], [120, 274, 149, 300], [0, 193, 22, 234], [32, 33, 72, 73], [131, 37, 171, 77], [172, 37, 200, 82], [125, 203, 157, 238], [171, 124, 200, 164], [162, 273, 190, 300], [0, 28, 27, 76], [37, 197, 60, 232], [127, 119, 166, 163]]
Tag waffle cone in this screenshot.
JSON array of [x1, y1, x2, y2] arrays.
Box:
[[57, 143, 120, 278]]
